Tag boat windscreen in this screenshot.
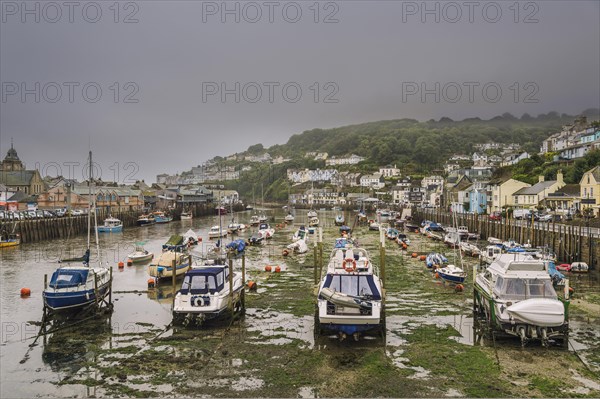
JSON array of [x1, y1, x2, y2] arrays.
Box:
[[180, 271, 225, 294], [49, 269, 89, 288], [323, 275, 381, 300], [494, 276, 557, 300]]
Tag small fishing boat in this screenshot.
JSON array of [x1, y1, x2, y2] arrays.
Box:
[[287, 239, 308, 254], [334, 214, 345, 226], [162, 235, 186, 252], [292, 225, 309, 242], [316, 245, 384, 340], [182, 229, 199, 246], [425, 253, 448, 268], [386, 228, 399, 240], [437, 264, 467, 284], [308, 216, 319, 227], [153, 211, 173, 224], [249, 215, 260, 226], [368, 220, 380, 231], [285, 213, 295, 223], [0, 232, 20, 248], [127, 242, 154, 263], [459, 241, 480, 257], [208, 226, 227, 239], [473, 254, 569, 346], [43, 152, 111, 313], [480, 245, 502, 264], [97, 216, 123, 233], [444, 232, 461, 247], [396, 233, 410, 246], [487, 236, 502, 245], [137, 214, 156, 226], [172, 260, 244, 326], [258, 222, 275, 239], [245, 204, 254, 211], [248, 231, 265, 245], [258, 213, 268, 223], [307, 209, 317, 218], [226, 239, 247, 255], [570, 262, 589, 273], [148, 251, 190, 280], [227, 222, 242, 234], [180, 211, 193, 220]]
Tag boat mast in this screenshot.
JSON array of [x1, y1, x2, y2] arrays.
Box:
[[87, 151, 92, 252], [88, 151, 101, 265]]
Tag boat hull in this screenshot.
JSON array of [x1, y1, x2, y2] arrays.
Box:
[[0, 240, 20, 248], [128, 253, 154, 263], [97, 225, 123, 233], [43, 283, 110, 311]]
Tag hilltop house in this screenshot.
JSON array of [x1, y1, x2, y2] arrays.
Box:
[[379, 165, 400, 178], [512, 171, 566, 210], [421, 175, 444, 188], [287, 168, 338, 184], [360, 173, 385, 189], [501, 152, 530, 167], [580, 166, 600, 217], [325, 154, 365, 166]]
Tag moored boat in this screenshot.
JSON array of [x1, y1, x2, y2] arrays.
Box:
[[208, 226, 227, 239], [308, 216, 319, 227], [128, 242, 154, 263], [137, 214, 156, 226], [180, 211, 193, 220], [437, 264, 467, 284], [284, 213, 295, 223], [334, 214, 345, 226], [148, 251, 190, 280], [153, 211, 172, 224], [316, 245, 384, 340], [473, 254, 569, 346], [97, 216, 123, 233], [0, 232, 20, 248]]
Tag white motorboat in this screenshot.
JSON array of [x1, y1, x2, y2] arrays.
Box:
[[287, 239, 308, 254], [284, 213, 295, 223], [180, 211, 193, 220], [249, 214, 260, 226], [128, 242, 154, 263], [308, 216, 319, 227], [480, 245, 502, 264], [315, 245, 384, 340], [172, 260, 244, 326], [473, 254, 569, 345], [292, 225, 309, 242], [307, 209, 317, 218], [148, 251, 190, 280], [258, 213, 268, 223], [258, 222, 275, 239], [208, 225, 227, 239], [459, 241, 480, 257]]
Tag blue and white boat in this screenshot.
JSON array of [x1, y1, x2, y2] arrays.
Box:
[[334, 214, 345, 226], [42, 151, 111, 313], [153, 211, 172, 224], [172, 260, 244, 326], [97, 216, 123, 233], [425, 253, 448, 268], [316, 244, 384, 340], [437, 264, 467, 284]]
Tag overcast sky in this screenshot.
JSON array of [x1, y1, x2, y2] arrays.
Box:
[[1, 1, 599, 183]]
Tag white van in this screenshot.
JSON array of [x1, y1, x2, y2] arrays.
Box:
[[513, 209, 531, 220]]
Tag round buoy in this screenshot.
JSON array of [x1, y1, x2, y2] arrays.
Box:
[[402, 243, 408, 250], [20, 287, 31, 297], [265, 265, 272, 272], [127, 260, 133, 266], [455, 284, 464, 293], [147, 279, 155, 288], [282, 249, 289, 257], [434, 273, 439, 279], [247, 281, 257, 291], [198, 237, 202, 242], [118, 261, 124, 269], [419, 255, 426, 261], [411, 252, 417, 258], [274, 266, 281, 273]]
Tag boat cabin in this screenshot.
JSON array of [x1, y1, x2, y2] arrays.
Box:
[[49, 268, 91, 289], [180, 267, 230, 297]]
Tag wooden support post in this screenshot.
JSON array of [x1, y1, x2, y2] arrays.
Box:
[[228, 256, 234, 310], [109, 267, 113, 307], [313, 244, 318, 284], [94, 273, 99, 308], [242, 253, 246, 285], [172, 259, 176, 304]]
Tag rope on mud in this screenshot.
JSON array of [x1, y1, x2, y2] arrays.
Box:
[[491, 331, 501, 370], [568, 338, 593, 373]]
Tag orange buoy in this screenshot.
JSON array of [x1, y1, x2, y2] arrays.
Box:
[[20, 287, 31, 297], [247, 281, 257, 291], [411, 252, 417, 258], [118, 261, 124, 269], [419, 255, 426, 261], [127, 260, 133, 266], [265, 265, 272, 272], [282, 249, 290, 256], [147, 279, 155, 288], [455, 284, 464, 292], [434, 273, 439, 279], [402, 243, 407, 250], [274, 266, 281, 273]]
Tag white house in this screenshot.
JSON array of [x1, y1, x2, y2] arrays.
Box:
[[360, 173, 384, 189], [421, 175, 444, 188], [501, 152, 530, 167], [325, 154, 365, 166], [379, 164, 400, 178]]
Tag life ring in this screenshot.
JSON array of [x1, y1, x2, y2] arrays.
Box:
[[344, 258, 357, 272], [193, 296, 206, 307]]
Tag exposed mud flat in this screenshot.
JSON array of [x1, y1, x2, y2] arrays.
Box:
[[1, 210, 599, 397]]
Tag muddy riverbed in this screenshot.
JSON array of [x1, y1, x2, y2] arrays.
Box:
[[1, 209, 599, 397]]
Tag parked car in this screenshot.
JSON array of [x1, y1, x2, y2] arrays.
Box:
[[570, 262, 589, 272], [489, 212, 502, 221], [71, 209, 84, 216], [54, 208, 66, 217], [539, 214, 553, 222], [553, 214, 562, 222], [564, 213, 573, 221], [556, 263, 572, 272], [513, 209, 531, 220]]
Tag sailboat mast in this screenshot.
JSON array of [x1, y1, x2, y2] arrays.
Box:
[[87, 151, 92, 250]]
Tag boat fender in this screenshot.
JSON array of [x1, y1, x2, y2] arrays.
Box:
[[344, 258, 357, 273], [192, 296, 204, 307]]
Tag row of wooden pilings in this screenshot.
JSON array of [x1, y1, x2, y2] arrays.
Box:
[[0, 203, 246, 244], [412, 208, 599, 270]]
